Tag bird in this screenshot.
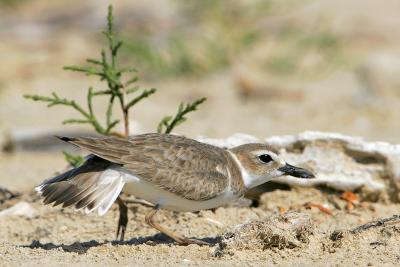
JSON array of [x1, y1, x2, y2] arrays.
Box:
[[36, 133, 315, 245]]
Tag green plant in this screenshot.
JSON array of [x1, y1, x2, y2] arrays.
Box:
[[24, 5, 206, 166]]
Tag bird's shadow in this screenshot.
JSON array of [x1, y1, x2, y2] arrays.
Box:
[[21, 234, 221, 254]]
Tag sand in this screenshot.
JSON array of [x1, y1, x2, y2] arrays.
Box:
[[1, 183, 399, 266]]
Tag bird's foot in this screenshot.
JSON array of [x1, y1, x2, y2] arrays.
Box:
[[116, 197, 128, 242]]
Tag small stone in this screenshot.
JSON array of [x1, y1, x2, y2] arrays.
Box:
[[0, 201, 37, 219]]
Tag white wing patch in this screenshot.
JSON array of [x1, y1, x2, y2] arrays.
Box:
[[83, 168, 125, 216], [96, 177, 125, 216]]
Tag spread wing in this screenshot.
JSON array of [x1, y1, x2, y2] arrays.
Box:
[[59, 133, 233, 200], [36, 156, 125, 216]]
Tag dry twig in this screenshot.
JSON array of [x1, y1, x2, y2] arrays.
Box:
[[350, 214, 400, 234]]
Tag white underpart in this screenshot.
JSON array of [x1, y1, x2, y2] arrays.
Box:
[[118, 167, 238, 212]]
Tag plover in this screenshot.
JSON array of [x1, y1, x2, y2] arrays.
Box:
[[36, 133, 314, 245]]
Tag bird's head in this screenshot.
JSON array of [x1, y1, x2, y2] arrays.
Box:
[[228, 143, 315, 189]]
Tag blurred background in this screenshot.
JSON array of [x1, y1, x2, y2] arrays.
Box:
[[1, 0, 400, 189]]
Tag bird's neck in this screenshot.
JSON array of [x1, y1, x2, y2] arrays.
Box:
[[227, 151, 270, 189]]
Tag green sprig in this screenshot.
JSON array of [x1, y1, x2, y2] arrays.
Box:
[[62, 151, 85, 168], [158, 97, 207, 134], [24, 92, 107, 134], [124, 88, 157, 111]]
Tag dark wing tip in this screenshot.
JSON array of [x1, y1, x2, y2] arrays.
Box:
[[56, 136, 76, 142]]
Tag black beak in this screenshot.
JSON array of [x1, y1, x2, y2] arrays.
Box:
[[278, 163, 315, 179]]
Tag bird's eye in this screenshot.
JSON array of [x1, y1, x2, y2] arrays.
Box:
[[259, 154, 273, 163]]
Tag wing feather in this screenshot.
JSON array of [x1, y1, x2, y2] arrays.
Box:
[[36, 156, 125, 215]]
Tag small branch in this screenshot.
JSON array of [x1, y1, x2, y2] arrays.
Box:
[[86, 58, 102, 65], [157, 116, 172, 133], [125, 76, 139, 87], [106, 5, 113, 33], [92, 90, 112, 96], [126, 87, 139, 94], [24, 93, 89, 117], [63, 65, 103, 77], [62, 151, 85, 168], [350, 214, 400, 234], [118, 67, 137, 76], [106, 94, 115, 127], [105, 5, 116, 67], [105, 119, 120, 134], [24, 93, 106, 134], [114, 92, 128, 137], [117, 88, 156, 137], [62, 119, 90, 124], [112, 41, 123, 59], [87, 87, 94, 117], [158, 97, 207, 134], [124, 88, 157, 111], [122, 109, 129, 137]]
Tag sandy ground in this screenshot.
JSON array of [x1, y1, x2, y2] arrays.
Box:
[[1, 187, 400, 266], [1, 0, 400, 266]]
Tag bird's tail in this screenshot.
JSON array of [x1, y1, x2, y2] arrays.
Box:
[[36, 156, 125, 216]]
